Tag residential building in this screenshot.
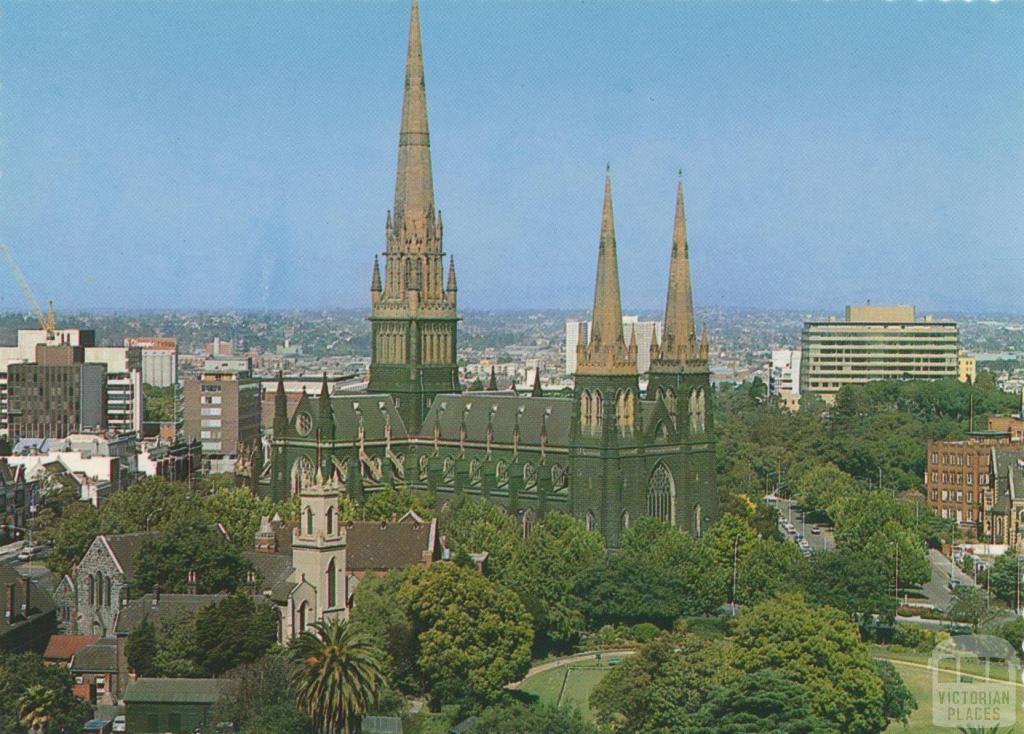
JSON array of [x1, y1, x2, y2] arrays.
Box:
[[42, 634, 99, 667], [183, 358, 261, 466], [800, 305, 959, 403], [0, 565, 56, 653], [267, 2, 719, 547], [564, 321, 588, 376], [959, 353, 977, 384], [925, 436, 1010, 532], [0, 328, 143, 438], [124, 337, 178, 387], [7, 432, 138, 505], [137, 437, 201, 482], [70, 637, 119, 705], [0, 459, 37, 539], [989, 404, 1024, 443], [124, 678, 236, 734]]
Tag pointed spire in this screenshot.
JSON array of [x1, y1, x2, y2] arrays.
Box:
[[660, 175, 697, 363], [649, 326, 660, 362], [591, 171, 625, 349], [273, 371, 288, 436], [392, 0, 435, 236], [318, 372, 335, 440], [371, 256, 382, 292], [532, 369, 543, 397], [487, 366, 497, 391], [446, 256, 457, 292]]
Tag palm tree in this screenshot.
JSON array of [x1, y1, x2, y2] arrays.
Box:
[[19, 684, 56, 734], [289, 619, 387, 734]]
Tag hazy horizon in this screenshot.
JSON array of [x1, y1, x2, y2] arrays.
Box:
[[2, 2, 1021, 313]]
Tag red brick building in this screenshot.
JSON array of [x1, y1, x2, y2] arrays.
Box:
[[926, 435, 1010, 534]]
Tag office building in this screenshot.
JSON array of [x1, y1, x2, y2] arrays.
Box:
[[958, 353, 977, 384], [124, 337, 178, 387], [0, 329, 143, 438], [566, 317, 662, 376], [800, 305, 959, 403], [769, 349, 801, 398], [183, 358, 261, 463]]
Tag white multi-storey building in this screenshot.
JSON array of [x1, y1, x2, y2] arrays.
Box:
[[124, 337, 178, 387], [769, 349, 802, 398], [565, 317, 662, 375]]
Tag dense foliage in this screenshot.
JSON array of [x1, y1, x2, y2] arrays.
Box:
[[0, 652, 92, 734]]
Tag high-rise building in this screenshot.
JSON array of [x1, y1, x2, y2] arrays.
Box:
[[566, 317, 662, 375], [958, 353, 977, 384], [6, 343, 106, 441], [124, 337, 178, 387], [0, 329, 143, 438], [769, 349, 801, 398], [183, 359, 261, 464], [267, 1, 719, 547], [800, 305, 959, 403]]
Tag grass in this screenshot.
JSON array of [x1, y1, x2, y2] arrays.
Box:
[[519, 661, 618, 722], [882, 660, 937, 734]]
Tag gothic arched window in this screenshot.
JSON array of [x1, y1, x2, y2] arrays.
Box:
[[297, 602, 308, 635], [647, 463, 676, 525], [496, 460, 509, 486], [523, 462, 536, 488], [327, 559, 337, 609], [86, 575, 94, 606], [581, 390, 592, 428], [593, 391, 604, 428], [105, 577, 113, 608], [305, 506, 314, 536], [419, 454, 429, 480], [326, 507, 334, 536]]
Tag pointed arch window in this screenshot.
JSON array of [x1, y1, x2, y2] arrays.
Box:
[[326, 506, 334, 536], [647, 463, 676, 525], [327, 559, 337, 609], [305, 506, 314, 536]]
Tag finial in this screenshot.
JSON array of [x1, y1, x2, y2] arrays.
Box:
[[606, 162, 611, 175]]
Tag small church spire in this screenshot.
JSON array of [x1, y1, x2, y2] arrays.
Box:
[[273, 371, 288, 436], [371, 255, 382, 293], [318, 372, 335, 442], [532, 369, 543, 397], [446, 255, 457, 293], [487, 366, 498, 391]]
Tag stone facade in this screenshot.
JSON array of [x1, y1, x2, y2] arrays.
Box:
[[265, 1, 719, 547], [66, 532, 158, 636]]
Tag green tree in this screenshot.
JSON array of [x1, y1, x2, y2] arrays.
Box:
[[874, 659, 917, 727], [360, 485, 434, 522], [948, 586, 990, 631], [195, 595, 279, 675], [44, 500, 100, 578], [501, 512, 604, 649], [442, 498, 520, 577], [203, 488, 280, 548], [143, 383, 177, 422], [152, 610, 201, 677], [125, 619, 159, 677], [215, 654, 312, 734], [18, 684, 55, 734], [399, 562, 533, 708], [350, 570, 419, 693], [590, 632, 738, 733], [466, 702, 598, 734], [804, 546, 898, 623], [0, 652, 92, 734], [289, 619, 387, 734], [684, 670, 831, 733], [732, 595, 886, 734], [133, 522, 252, 595], [794, 463, 859, 514], [988, 552, 1022, 606]]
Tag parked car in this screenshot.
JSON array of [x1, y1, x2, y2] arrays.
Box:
[[17, 545, 43, 562], [947, 579, 962, 592], [111, 716, 125, 733], [810, 526, 822, 535], [82, 720, 112, 734]]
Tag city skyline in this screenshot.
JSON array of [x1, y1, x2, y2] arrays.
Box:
[[1, 1, 1021, 313]]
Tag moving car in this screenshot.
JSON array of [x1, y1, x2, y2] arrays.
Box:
[[16, 545, 43, 562]]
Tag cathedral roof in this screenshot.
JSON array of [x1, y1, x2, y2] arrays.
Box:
[[422, 395, 574, 447], [296, 394, 409, 443]]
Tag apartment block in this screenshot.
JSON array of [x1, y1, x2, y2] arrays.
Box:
[[800, 305, 959, 403], [183, 358, 261, 461], [925, 435, 1010, 533]]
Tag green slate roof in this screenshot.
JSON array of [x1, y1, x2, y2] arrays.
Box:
[[422, 395, 574, 447], [295, 394, 409, 442], [124, 677, 236, 704]]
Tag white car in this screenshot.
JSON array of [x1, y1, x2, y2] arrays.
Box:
[[16, 545, 43, 562], [112, 715, 126, 733]]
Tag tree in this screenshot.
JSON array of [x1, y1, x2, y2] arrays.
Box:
[[195, 595, 279, 675], [988, 552, 1022, 607], [215, 654, 312, 734], [874, 659, 917, 727], [804, 546, 898, 623], [19, 684, 55, 734], [289, 619, 387, 734], [0, 652, 92, 734], [465, 702, 598, 734], [399, 562, 533, 707], [590, 632, 738, 733], [133, 522, 252, 595], [350, 570, 419, 693], [794, 463, 859, 514], [684, 670, 830, 733], [44, 499, 100, 578], [948, 586, 989, 631], [442, 499, 520, 577], [203, 488, 280, 548], [152, 610, 201, 678], [501, 512, 604, 649], [731, 595, 886, 734], [125, 619, 158, 677], [360, 485, 434, 522]]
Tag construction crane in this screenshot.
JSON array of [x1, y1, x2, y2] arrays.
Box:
[[1, 242, 56, 340]]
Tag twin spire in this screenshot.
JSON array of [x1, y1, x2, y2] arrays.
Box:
[[577, 169, 706, 376], [393, 0, 434, 233]]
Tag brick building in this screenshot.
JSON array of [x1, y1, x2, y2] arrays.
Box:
[[925, 435, 1010, 533]]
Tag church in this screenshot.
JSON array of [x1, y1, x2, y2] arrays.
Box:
[[265, 0, 719, 548]]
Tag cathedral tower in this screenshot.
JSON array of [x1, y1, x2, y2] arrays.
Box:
[[368, 0, 460, 433], [646, 176, 718, 534]]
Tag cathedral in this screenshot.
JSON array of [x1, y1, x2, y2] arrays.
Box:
[[266, 0, 719, 547]]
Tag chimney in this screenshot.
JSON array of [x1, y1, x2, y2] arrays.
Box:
[[5, 583, 14, 621], [19, 577, 30, 617], [186, 569, 197, 595]]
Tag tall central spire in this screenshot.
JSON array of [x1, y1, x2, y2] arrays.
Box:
[[392, 0, 435, 238], [577, 171, 636, 376]]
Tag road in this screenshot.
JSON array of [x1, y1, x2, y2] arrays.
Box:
[[921, 548, 978, 609], [772, 497, 833, 553]]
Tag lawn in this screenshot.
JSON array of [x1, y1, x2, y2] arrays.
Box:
[[519, 661, 617, 721], [883, 660, 937, 734]]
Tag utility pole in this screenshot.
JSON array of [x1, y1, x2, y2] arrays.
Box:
[[894, 539, 900, 602], [731, 535, 739, 617]]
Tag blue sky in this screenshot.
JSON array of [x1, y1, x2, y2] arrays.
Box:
[[1, 1, 1021, 314]]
